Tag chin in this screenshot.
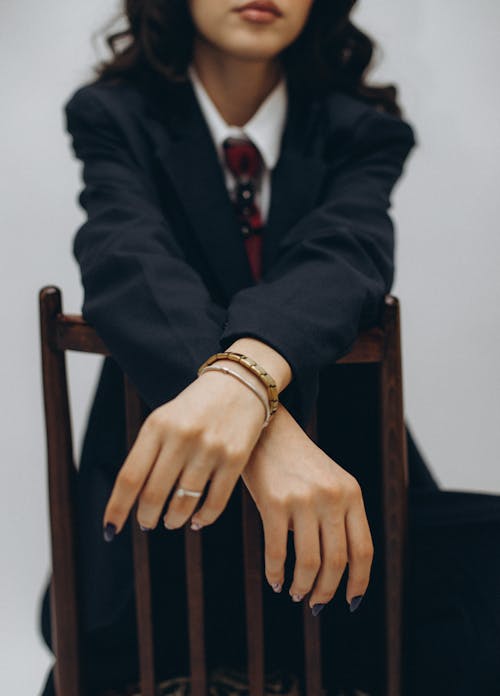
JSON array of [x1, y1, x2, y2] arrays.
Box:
[[222, 36, 284, 61]]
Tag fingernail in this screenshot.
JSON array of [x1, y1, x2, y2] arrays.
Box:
[[164, 519, 173, 529], [349, 595, 364, 613], [311, 603, 326, 616], [291, 593, 303, 602], [103, 522, 116, 542], [139, 524, 152, 532], [271, 582, 282, 593], [190, 520, 202, 531]]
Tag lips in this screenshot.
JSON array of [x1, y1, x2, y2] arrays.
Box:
[[236, 1, 283, 17]]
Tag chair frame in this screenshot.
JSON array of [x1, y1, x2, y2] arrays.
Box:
[[39, 285, 409, 696]]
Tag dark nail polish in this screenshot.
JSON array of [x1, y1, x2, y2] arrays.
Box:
[[349, 594, 364, 613], [311, 603, 326, 617], [103, 522, 116, 542]]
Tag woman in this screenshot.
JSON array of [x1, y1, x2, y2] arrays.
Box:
[[39, 1, 500, 695]]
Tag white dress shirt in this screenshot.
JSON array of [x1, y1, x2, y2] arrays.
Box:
[[187, 63, 288, 223]]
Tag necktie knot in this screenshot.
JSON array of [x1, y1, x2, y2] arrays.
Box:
[[222, 137, 264, 181]]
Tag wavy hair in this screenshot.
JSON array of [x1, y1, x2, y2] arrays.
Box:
[[92, 0, 403, 117]]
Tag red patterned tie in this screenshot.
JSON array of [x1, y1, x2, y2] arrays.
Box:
[[222, 136, 265, 281]]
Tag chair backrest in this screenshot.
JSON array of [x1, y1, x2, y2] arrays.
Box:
[[39, 285, 409, 696]]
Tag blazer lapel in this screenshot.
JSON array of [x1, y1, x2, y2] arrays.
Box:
[[263, 95, 328, 273], [140, 75, 328, 301]]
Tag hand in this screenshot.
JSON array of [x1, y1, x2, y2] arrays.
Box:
[[102, 337, 292, 536], [101, 366, 264, 534], [241, 404, 374, 612]]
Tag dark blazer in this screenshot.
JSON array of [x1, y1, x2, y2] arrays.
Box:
[[64, 70, 419, 426], [40, 70, 465, 693]]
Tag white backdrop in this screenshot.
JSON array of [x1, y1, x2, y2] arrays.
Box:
[[1, 1, 499, 693]]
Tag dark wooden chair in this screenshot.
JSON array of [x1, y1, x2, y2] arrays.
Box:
[[39, 285, 409, 696]]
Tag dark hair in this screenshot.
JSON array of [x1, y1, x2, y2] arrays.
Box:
[[92, 0, 403, 117]]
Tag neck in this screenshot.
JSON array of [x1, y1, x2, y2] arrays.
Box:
[[191, 39, 283, 127]]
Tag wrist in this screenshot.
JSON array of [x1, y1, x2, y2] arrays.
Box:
[[245, 402, 291, 460], [196, 361, 269, 425], [206, 358, 268, 403], [225, 337, 292, 393]]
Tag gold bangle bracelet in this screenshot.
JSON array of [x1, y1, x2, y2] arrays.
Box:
[[197, 351, 279, 417], [198, 364, 271, 428]]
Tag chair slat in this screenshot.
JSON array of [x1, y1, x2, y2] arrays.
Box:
[[55, 313, 110, 355], [241, 482, 266, 695], [302, 406, 325, 695], [53, 313, 385, 363], [185, 527, 208, 696], [302, 604, 324, 696], [379, 297, 409, 696], [124, 377, 157, 696], [39, 287, 85, 696], [336, 327, 385, 364]]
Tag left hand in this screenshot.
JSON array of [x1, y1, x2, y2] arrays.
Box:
[[241, 403, 374, 610]]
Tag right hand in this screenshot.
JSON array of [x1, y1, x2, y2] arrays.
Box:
[[102, 360, 267, 536], [102, 336, 292, 538], [241, 404, 374, 612]]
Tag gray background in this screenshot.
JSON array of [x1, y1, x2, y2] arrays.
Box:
[[1, 1, 498, 692]]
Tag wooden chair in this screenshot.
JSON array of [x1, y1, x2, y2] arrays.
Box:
[[39, 285, 409, 696]]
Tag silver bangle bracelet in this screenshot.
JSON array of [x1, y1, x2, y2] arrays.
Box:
[[198, 364, 271, 428]]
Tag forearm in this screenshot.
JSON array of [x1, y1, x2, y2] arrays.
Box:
[[196, 336, 293, 429]]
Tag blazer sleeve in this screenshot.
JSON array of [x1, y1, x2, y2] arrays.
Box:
[[64, 86, 226, 411], [219, 107, 417, 421]]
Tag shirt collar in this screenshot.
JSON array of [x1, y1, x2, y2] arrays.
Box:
[[187, 62, 288, 170]]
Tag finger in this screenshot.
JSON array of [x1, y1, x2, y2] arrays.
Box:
[[261, 507, 289, 593], [163, 432, 229, 529], [135, 440, 187, 530], [188, 463, 242, 529], [308, 516, 347, 611], [344, 491, 374, 608], [289, 506, 321, 602], [162, 456, 215, 529], [103, 421, 161, 535]]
